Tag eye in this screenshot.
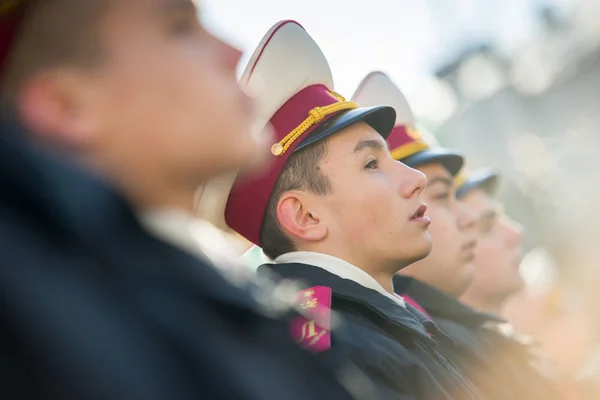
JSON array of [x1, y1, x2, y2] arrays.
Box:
[[169, 13, 202, 35], [434, 192, 451, 201], [480, 218, 495, 234], [365, 159, 379, 170]]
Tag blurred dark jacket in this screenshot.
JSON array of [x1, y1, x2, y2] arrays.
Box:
[[0, 117, 361, 400], [395, 275, 563, 400]]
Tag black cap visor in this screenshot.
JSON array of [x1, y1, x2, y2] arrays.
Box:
[[294, 105, 396, 153], [456, 168, 500, 199], [400, 148, 464, 177]]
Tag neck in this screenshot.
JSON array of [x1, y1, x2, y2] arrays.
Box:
[[398, 260, 468, 298], [82, 155, 197, 213], [20, 125, 203, 213], [370, 268, 395, 293], [460, 293, 505, 316], [398, 258, 433, 286]]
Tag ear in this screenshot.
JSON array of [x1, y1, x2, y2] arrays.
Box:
[[17, 69, 101, 151], [276, 191, 327, 243]]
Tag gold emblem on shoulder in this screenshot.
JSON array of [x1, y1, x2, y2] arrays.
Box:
[[300, 298, 318, 309], [295, 320, 327, 347]]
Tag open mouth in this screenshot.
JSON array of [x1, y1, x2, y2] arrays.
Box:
[[461, 240, 477, 261], [410, 205, 427, 221], [462, 240, 477, 251]]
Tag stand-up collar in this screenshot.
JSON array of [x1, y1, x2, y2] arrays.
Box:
[[276, 252, 405, 307], [261, 260, 445, 342], [394, 276, 504, 327]]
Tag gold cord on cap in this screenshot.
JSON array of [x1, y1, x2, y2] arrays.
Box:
[[406, 126, 422, 141], [454, 170, 467, 190], [389, 141, 429, 161], [271, 92, 358, 156]]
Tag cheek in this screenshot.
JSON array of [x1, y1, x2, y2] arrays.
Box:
[[473, 242, 504, 280], [96, 54, 180, 123], [427, 210, 455, 242], [474, 239, 500, 261], [100, 51, 232, 136], [327, 185, 392, 233]]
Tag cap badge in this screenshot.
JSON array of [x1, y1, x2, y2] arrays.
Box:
[[406, 126, 421, 141]]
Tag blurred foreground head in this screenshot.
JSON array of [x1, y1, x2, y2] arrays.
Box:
[[1, 0, 262, 210]]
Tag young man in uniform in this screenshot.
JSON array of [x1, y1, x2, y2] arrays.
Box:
[[223, 20, 481, 400], [455, 169, 525, 314], [0, 2, 363, 399], [354, 71, 561, 399], [456, 168, 562, 399], [352, 71, 477, 308]]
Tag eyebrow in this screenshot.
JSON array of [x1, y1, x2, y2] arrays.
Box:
[[479, 209, 498, 222], [426, 176, 453, 188], [162, 0, 197, 13], [353, 139, 388, 153]]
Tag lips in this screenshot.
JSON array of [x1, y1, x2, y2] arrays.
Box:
[[461, 240, 477, 261], [409, 205, 430, 225], [462, 240, 477, 251], [410, 205, 427, 220]]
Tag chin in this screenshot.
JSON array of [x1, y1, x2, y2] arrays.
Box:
[[453, 277, 474, 298], [401, 236, 433, 266], [506, 278, 526, 296], [417, 234, 433, 257]]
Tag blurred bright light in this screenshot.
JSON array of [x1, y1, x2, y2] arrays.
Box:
[[457, 55, 507, 101], [572, 0, 600, 50], [408, 77, 458, 125], [510, 49, 558, 95], [508, 133, 554, 180], [519, 247, 558, 290]]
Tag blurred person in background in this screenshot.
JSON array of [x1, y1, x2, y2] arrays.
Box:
[[353, 71, 562, 400], [455, 162, 599, 400], [222, 20, 481, 400], [0, 1, 366, 399], [455, 168, 564, 398], [455, 168, 525, 315]]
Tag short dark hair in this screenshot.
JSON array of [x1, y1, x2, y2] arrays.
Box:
[[2, 0, 109, 100], [260, 138, 332, 259]]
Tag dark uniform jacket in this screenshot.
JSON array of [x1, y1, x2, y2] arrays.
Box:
[[0, 119, 360, 400], [259, 262, 484, 400], [394, 276, 562, 400]]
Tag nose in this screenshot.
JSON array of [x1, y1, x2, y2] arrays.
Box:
[[501, 216, 523, 247], [455, 201, 477, 231], [211, 33, 243, 73], [397, 161, 427, 198]]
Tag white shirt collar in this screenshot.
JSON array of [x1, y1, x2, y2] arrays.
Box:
[[241, 245, 272, 271], [138, 209, 255, 285], [274, 251, 405, 307]]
